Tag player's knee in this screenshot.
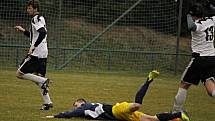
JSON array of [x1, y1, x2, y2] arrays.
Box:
[[130, 103, 142, 112], [205, 80, 215, 97], [179, 81, 191, 89], [16, 70, 23, 79], [206, 89, 215, 97]]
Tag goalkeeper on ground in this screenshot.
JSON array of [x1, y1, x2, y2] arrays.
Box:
[[46, 71, 189, 121]]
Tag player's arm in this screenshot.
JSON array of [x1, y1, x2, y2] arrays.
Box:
[[28, 27, 47, 54], [14, 26, 30, 37], [187, 14, 197, 31], [34, 27, 47, 47], [47, 108, 85, 118]]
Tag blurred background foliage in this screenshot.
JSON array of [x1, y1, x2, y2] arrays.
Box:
[[1, 0, 215, 36]]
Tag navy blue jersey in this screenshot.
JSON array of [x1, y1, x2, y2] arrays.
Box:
[[54, 103, 116, 120]]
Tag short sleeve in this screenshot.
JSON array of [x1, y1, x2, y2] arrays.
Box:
[[213, 16, 215, 25], [32, 16, 45, 31], [195, 23, 204, 32]]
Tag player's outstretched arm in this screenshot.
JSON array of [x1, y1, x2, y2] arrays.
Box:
[[14, 26, 30, 37], [14, 26, 25, 32], [44, 115, 54, 118], [44, 108, 85, 119]]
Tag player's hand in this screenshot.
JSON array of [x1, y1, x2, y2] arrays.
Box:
[[45, 115, 54, 118], [14, 26, 25, 32], [28, 46, 35, 55]]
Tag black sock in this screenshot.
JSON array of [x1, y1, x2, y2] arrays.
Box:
[[135, 81, 151, 104], [156, 112, 181, 121]]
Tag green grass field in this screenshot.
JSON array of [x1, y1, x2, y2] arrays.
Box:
[[0, 70, 214, 121]]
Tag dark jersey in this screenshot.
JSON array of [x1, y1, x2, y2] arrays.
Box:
[[54, 103, 116, 120]]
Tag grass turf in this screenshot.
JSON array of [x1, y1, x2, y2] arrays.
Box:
[[0, 70, 214, 121]]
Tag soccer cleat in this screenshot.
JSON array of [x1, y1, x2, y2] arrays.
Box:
[[40, 103, 53, 110], [181, 112, 190, 121], [147, 70, 160, 81], [41, 78, 52, 95]]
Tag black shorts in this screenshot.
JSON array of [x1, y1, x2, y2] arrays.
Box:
[[181, 55, 215, 85], [18, 55, 47, 77]]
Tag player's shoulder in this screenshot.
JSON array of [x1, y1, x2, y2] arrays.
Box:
[[32, 14, 45, 23], [205, 16, 215, 21], [195, 17, 215, 28], [211, 16, 215, 21]]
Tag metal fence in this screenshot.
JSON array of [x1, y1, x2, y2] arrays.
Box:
[[0, 0, 190, 73]]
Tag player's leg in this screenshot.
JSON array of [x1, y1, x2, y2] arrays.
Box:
[[38, 58, 53, 110], [154, 112, 190, 121], [140, 112, 190, 121], [204, 77, 215, 97], [203, 57, 215, 98], [16, 55, 47, 84], [40, 93, 53, 110], [112, 102, 137, 120], [173, 58, 200, 112], [173, 81, 190, 112], [39, 78, 53, 110], [129, 103, 142, 112], [16, 55, 52, 110], [16, 55, 31, 79], [134, 70, 159, 107]]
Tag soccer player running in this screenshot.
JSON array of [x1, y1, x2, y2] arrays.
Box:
[[14, 0, 53, 110], [45, 70, 189, 121], [173, 3, 215, 112]]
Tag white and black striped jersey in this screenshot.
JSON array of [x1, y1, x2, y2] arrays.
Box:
[[30, 14, 48, 58], [191, 16, 215, 56]]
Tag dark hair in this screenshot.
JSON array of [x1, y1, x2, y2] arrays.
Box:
[[73, 98, 87, 105], [189, 3, 204, 18], [27, 0, 40, 11]]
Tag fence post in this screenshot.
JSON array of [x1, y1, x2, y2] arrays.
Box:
[[175, 0, 183, 74]]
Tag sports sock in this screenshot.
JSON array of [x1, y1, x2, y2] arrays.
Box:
[[40, 89, 52, 104], [135, 81, 151, 104], [156, 112, 181, 121], [173, 88, 187, 111], [38, 82, 52, 104], [212, 90, 215, 97], [22, 73, 46, 84]]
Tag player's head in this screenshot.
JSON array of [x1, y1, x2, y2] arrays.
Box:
[[26, 0, 40, 16], [189, 3, 204, 18], [73, 98, 87, 109]]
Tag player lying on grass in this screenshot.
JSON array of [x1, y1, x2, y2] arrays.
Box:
[[45, 70, 189, 121]]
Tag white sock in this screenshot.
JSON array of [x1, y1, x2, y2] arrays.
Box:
[[173, 88, 187, 111], [22, 73, 46, 84], [38, 83, 52, 104], [40, 91, 52, 104], [212, 90, 215, 98]]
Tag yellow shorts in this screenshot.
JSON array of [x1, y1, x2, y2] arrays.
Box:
[[112, 102, 144, 121]]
